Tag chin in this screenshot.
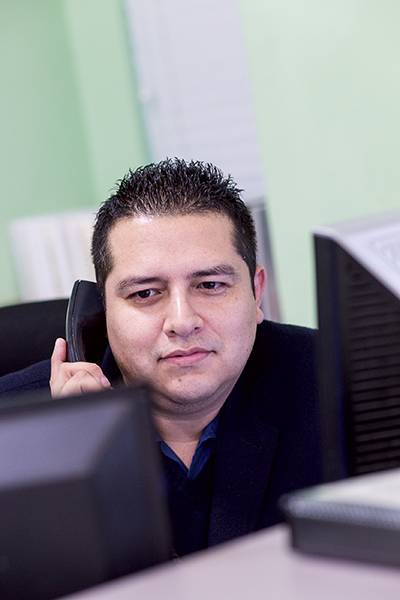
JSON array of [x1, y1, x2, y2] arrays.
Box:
[[159, 378, 233, 412]]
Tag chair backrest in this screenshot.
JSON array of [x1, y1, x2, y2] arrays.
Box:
[[0, 298, 68, 377]]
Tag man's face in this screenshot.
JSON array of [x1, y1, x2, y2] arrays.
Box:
[[104, 213, 265, 418]]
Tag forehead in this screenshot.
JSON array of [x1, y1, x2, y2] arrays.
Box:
[[106, 213, 241, 273]]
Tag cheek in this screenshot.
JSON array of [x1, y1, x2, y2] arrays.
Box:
[[108, 320, 133, 346], [239, 305, 258, 349], [106, 317, 149, 383], [222, 310, 257, 359], [106, 309, 159, 362]]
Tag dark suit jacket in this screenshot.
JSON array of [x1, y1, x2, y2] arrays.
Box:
[[208, 319, 322, 546], [0, 359, 51, 399], [0, 320, 322, 546]]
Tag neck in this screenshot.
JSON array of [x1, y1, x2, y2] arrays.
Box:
[[153, 403, 221, 469]]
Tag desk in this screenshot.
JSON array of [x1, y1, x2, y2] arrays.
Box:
[[62, 525, 400, 600]]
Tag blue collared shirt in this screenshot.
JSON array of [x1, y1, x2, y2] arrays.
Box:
[[157, 415, 219, 480]]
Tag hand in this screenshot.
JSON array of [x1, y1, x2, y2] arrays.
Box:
[[50, 338, 111, 398]]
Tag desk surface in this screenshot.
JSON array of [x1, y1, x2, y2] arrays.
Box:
[[62, 525, 400, 600]]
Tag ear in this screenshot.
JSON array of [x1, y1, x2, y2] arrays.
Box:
[[254, 265, 267, 324]]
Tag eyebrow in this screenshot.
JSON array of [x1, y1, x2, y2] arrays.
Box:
[[116, 264, 239, 293], [189, 264, 240, 279], [117, 276, 167, 293]]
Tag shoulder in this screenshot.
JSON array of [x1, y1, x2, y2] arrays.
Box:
[[226, 319, 318, 418], [0, 360, 51, 401], [250, 320, 316, 376], [256, 319, 315, 347], [238, 319, 319, 433], [250, 321, 322, 477]]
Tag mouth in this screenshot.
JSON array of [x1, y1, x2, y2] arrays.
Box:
[[161, 348, 212, 367]]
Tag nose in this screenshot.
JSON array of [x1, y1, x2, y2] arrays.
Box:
[[163, 289, 203, 338]]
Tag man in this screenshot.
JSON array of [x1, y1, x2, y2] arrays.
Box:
[[0, 159, 322, 556]]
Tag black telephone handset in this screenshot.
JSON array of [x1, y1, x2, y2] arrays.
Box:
[[66, 280, 107, 365]]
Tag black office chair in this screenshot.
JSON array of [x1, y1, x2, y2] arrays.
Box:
[[0, 298, 69, 377]]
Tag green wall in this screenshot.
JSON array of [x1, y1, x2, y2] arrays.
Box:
[[239, 0, 400, 326], [0, 0, 93, 303], [62, 0, 150, 202], [1, 0, 400, 328], [0, 0, 149, 305]]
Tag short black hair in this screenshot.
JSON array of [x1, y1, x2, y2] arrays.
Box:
[[92, 158, 257, 297]]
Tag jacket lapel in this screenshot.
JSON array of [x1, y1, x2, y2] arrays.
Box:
[[208, 376, 279, 546]]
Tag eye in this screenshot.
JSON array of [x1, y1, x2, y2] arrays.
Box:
[[198, 281, 225, 290], [137, 289, 152, 298], [130, 289, 157, 299]]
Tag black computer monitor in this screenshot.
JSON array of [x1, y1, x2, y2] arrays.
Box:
[[314, 209, 400, 482], [0, 386, 171, 600]]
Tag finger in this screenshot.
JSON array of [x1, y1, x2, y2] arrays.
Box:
[[51, 338, 67, 376], [59, 369, 110, 397], [50, 362, 111, 398], [50, 338, 68, 389]]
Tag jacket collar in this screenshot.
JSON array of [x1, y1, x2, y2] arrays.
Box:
[[208, 362, 279, 546]]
